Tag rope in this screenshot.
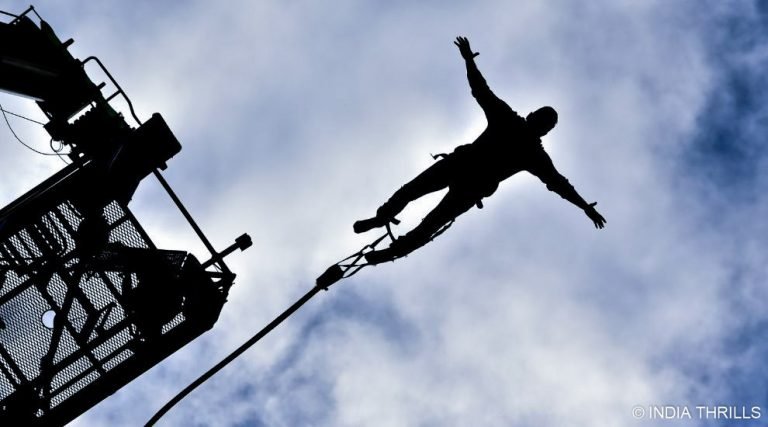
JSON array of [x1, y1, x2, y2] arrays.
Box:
[[145, 284, 325, 426], [145, 220, 451, 424]]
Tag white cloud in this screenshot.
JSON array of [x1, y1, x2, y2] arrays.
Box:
[[2, 1, 764, 426]]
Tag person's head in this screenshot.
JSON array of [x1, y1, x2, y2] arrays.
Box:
[[525, 106, 558, 137]]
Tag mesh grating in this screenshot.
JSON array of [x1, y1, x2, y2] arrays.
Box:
[[0, 197, 205, 421]]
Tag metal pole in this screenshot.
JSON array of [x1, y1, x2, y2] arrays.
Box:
[[152, 169, 230, 274]]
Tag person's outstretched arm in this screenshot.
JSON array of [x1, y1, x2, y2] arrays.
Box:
[[529, 151, 607, 229], [454, 36, 508, 116]]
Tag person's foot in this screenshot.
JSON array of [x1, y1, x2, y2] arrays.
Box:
[[353, 216, 389, 233]]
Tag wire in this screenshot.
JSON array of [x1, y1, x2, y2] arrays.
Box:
[[0, 103, 63, 156], [145, 284, 325, 426], [0, 107, 46, 125], [49, 138, 64, 152], [50, 138, 71, 164]]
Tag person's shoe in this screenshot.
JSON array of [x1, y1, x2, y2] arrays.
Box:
[[353, 216, 389, 234]]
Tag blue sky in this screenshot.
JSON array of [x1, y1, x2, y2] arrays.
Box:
[[1, 1, 767, 426]]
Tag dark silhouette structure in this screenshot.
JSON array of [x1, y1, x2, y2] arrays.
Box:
[[0, 7, 250, 425], [356, 37, 606, 264]]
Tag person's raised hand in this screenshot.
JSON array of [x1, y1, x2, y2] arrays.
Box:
[[454, 36, 479, 60]]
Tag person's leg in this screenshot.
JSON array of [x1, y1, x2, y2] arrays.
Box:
[[365, 188, 476, 263], [355, 158, 453, 233], [378, 159, 453, 218]]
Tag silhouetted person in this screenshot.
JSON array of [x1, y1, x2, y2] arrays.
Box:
[[355, 37, 606, 264]]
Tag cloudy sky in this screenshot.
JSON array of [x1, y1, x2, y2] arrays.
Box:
[[2, 1, 768, 426]]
